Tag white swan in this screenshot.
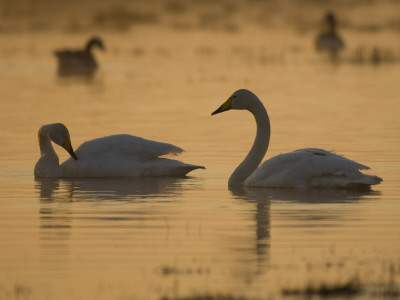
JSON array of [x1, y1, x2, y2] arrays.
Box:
[[211, 89, 382, 189], [34, 123, 205, 178]]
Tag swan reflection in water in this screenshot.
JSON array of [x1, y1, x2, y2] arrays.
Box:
[[228, 186, 379, 277], [35, 177, 194, 251], [229, 185, 271, 275], [35, 177, 189, 202]]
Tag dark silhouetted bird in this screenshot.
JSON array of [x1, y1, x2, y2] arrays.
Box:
[[54, 36, 105, 78], [316, 12, 345, 54]]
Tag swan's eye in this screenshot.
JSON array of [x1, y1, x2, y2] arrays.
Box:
[[232, 95, 237, 99]]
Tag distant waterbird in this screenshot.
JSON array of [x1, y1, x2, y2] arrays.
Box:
[[54, 36, 105, 78], [212, 89, 382, 190], [315, 12, 345, 55], [34, 123, 205, 178]]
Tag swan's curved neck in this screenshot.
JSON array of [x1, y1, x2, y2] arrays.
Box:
[[85, 42, 94, 52], [229, 101, 270, 186], [39, 132, 58, 159], [86, 40, 101, 52], [35, 128, 61, 177], [327, 20, 337, 33], [328, 25, 336, 34]]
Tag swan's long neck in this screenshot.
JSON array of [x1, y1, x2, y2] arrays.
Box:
[[39, 133, 58, 159], [34, 127, 61, 177], [229, 101, 270, 186], [85, 42, 93, 52], [327, 18, 337, 34], [86, 40, 101, 52], [328, 23, 336, 34]]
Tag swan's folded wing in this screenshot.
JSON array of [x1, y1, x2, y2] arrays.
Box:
[[293, 148, 370, 171], [74, 134, 184, 161], [60, 135, 203, 177], [246, 148, 374, 188]]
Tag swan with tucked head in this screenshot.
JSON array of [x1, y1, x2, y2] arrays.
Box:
[[212, 89, 382, 189], [34, 123, 204, 178], [35, 123, 77, 177]]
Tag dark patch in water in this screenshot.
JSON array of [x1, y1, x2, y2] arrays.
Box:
[[281, 277, 361, 297], [161, 295, 249, 300]]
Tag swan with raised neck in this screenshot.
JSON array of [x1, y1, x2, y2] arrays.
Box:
[[212, 89, 382, 189], [212, 89, 270, 185]]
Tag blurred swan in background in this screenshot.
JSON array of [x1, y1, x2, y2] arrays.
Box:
[[34, 123, 205, 178], [316, 12, 345, 55], [54, 36, 105, 77], [211, 89, 382, 190]]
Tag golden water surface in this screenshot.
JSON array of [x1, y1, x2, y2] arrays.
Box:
[[0, 26, 399, 300]]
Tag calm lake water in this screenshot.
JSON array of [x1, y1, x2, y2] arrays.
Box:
[[0, 27, 399, 300]]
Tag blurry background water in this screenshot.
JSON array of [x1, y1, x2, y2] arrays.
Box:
[[0, 0, 400, 299]]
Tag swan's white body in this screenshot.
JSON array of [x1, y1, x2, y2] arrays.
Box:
[[34, 123, 204, 178], [245, 148, 380, 189], [212, 89, 382, 189]]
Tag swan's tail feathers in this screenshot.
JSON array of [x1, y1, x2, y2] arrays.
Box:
[[346, 175, 383, 190], [168, 145, 185, 156], [174, 165, 206, 176], [310, 173, 382, 190], [364, 175, 383, 185]]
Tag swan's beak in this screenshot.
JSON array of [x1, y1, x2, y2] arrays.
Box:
[[211, 97, 233, 116], [62, 137, 78, 160]]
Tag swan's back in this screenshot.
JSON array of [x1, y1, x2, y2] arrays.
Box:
[[60, 134, 203, 177], [74, 134, 183, 160], [245, 148, 382, 189]]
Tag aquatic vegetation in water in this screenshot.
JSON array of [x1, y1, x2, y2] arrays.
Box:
[[347, 46, 400, 65], [371, 263, 400, 298], [160, 265, 211, 276], [93, 6, 159, 30], [164, 0, 188, 15], [161, 295, 250, 300], [281, 276, 362, 297]]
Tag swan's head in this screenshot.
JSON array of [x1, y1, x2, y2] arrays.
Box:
[[43, 123, 78, 160], [87, 36, 105, 51], [211, 89, 260, 115], [323, 11, 338, 30], [325, 12, 336, 25]]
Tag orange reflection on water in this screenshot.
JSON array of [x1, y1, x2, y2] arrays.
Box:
[[0, 7, 400, 299]]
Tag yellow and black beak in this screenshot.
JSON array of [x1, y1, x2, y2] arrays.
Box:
[[211, 97, 233, 116], [62, 137, 78, 160]]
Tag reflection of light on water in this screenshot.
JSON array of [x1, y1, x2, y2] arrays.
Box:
[[0, 3, 398, 296]]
